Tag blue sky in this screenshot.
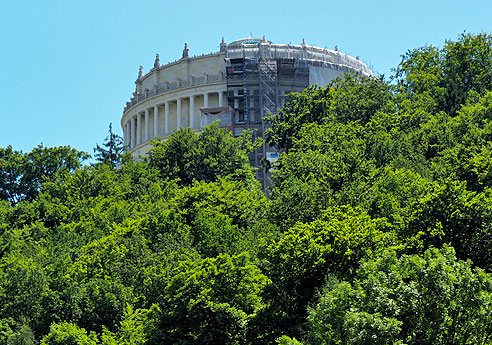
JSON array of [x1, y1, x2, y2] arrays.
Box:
[[1, 0, 491, 155]]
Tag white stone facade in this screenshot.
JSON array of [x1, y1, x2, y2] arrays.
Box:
[[122, 51, 228, 157]]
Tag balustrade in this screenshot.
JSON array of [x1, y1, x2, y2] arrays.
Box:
[[124, 72, 226, 112]]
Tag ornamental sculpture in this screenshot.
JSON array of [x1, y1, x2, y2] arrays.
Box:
[[220, 37, 227, 52], [154, 54, 160, 68], [182, 43, 189, 59]]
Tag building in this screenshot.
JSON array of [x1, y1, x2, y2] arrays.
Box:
[[121, 36, 372, 187]]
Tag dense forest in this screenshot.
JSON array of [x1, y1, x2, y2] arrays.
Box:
[[2, 33, 492, 344]]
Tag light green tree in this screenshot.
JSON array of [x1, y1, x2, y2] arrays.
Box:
[[41, 322, 98, 345], [306, 246, 492, 345]]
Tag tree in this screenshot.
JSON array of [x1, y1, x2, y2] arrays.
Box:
[[394, 45, 445, 113], [269, 123, 374, 229], [41, 322, 98, 345], [22, 145, 90, 202], [305, 246, 492, 345], [0, 251, 48, 326], [99, 305, 151, 345], [93, 124, 124, 168], [427, 91, 492, 191], [147, 123, 255, 186], [265, 74, 394, 151], [147, 127, 197, 185], [0, 145, 89, 204], [251, 206, 389, 343], [395, 33, 492, 115], [149, 252, 269, 345], [403, 179, 492, 270], [166, 178, 273, 257], [0, 319, 36, 345]]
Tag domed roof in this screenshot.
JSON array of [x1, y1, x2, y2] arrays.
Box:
[[228, 36, 271, 46]]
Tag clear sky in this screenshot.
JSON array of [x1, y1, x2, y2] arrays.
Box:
[[1, 0, 491, 155]]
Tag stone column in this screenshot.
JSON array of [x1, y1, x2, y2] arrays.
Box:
[[165, 102, 170, 133], [137, 112, 141, 145], [123, 122, 127, 148], [127, 121, 132, 147], [131, 116, 136, 148], [125, 122, 130, 148], [154, 105, 159, 138], [145, 109, 150, 141], [218, 91, 224, 107], [203, 92, 209, 108], [177, 98, 182, 128], [189, 95, 195, 129]]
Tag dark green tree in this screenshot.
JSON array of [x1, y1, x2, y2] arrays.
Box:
[[0, 146, 23, 204], [0, 145, 89, 204], [93, 124, 124, 168], [269, 122, 374, 229]]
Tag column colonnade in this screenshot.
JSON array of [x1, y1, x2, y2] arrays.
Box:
[[124, 91, 226, 150]]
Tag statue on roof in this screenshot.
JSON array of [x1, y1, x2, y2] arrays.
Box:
[[182, 43, 189, 59], [154, 53, 160, 68], [138, 65, 143, 79], [220, 37, 227, 52]]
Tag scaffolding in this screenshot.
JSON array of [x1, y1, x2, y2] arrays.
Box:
[[257, 57, 278, 188], [226, 42, 372, 77], [225, 40, 371, 189], [226, 47, 311, 190]]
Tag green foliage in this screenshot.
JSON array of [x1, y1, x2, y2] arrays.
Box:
[[0, 145, 89, 204], [0, 251, 48, 323], [431, 91, 492, 190], [41, 322, 98, 345], [276, 335, 303, 345], [306, 246, 492, 345], [169, 179, 274, 257], [394, 45, 444, 112], [0, 146, 23, 205], [403, 179, 492, 269], [396, 32, 492, 115], [362, 166, 431, 224], [99, 305, 150, 345], [0, 318, 16, 344], [149, 252, 269, 345], [147, 123, 255, 186], [270, 123, 375, 229], [0, 319, 36, 345], [266, 74, 394, 151], [252, 206, 389, 343]]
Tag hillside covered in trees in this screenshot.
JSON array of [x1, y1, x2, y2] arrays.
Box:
[[2, 33, 492, 344]]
